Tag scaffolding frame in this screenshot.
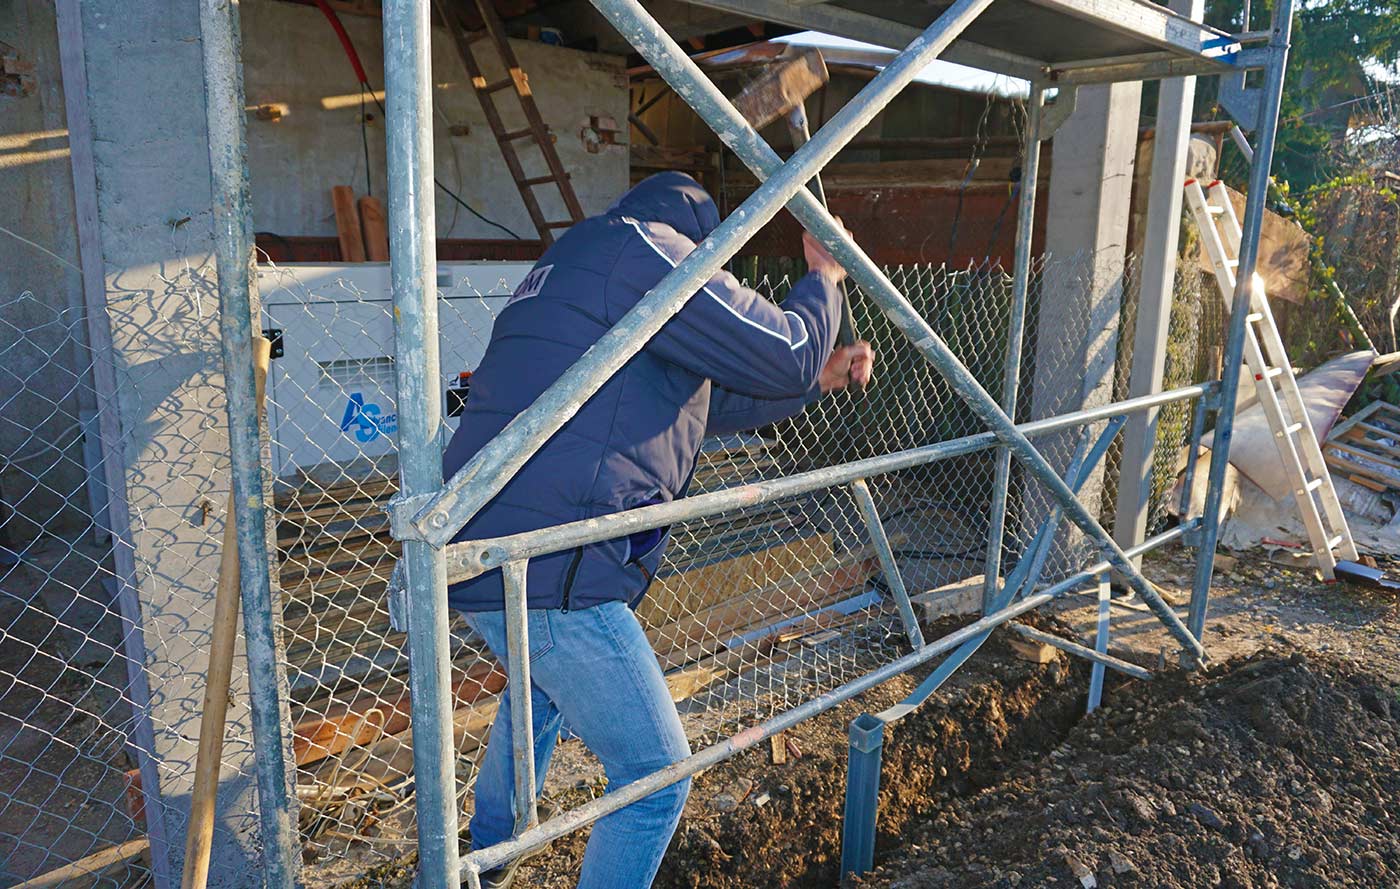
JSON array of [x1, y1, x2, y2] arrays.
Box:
[[195, 0, 1296, 882]]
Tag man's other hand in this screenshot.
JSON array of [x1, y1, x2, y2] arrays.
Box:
[[802, 218, 850, 284], [819, 341, 875, 393]]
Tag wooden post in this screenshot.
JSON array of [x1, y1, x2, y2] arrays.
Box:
[[331, 185, 366, 261], [181, 336, 272, 889]]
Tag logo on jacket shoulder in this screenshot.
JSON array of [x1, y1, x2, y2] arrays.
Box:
[[507, 264, 553, 307]]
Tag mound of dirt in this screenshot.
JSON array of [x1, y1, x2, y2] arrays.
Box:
[[507, 618, 1093, 889], [859, 649, 1400, 889]]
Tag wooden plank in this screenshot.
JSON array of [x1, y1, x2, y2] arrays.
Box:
[[1348, 473, 1388, 493], [1324, 451, 1400, 488], [630, 144, 715, 172], [1195, 185, 1310, 304], [649, 553, 879, 672], [331, 185, 366, 262], [292, 658, 505, 767], [358, 195, 390, 261], [10, 838, 150, 889], [1328, 400, 1385, 441], [637, 533, 835, 627], [1329, 439, 1400, 471]]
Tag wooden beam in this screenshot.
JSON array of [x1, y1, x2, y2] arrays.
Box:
[[11, 838, 150, 889], [358, 196, 390, 261], [292, 659, 506, 766], [331, 185, 367, 262]]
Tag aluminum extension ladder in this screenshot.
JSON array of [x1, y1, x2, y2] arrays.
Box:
[[1185, 178, 1358, 579]]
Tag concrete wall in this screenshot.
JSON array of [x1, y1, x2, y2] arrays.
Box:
[[1023, 83, 1142, 562], [70, 2, 272, 885], [239, 0, 629, 241], [1, 2, 630, 884], [0, 3, 92, 545]]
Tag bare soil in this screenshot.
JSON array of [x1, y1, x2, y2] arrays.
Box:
[[349, 549, 1400, 889], [859, 647, 1400, 889]]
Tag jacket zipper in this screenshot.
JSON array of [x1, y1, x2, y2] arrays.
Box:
[[559, 546, 584, 613]]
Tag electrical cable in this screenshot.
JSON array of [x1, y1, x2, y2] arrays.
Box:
[[316, 0, 523, 240], [947, 93, 999, 259]]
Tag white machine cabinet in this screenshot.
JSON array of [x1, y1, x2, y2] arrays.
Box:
[[255, 262, 532, 479]]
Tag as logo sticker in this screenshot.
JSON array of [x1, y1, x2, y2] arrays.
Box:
[[340, 392, 398, 443], [507, 264, 553, 307]]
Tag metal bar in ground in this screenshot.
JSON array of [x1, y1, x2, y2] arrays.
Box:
[[467, 587, 1051, 876], [1005, 418, 1126, 597], [840, 714, 886, 879], [1087, 573, 1112, 711], [463, 522, 1189, 877], [409, 0, 994, 546], [592, 0, 1205, 662], [1178, 390, 1211, 522], [1010, 621, 1151, 681], [983, 83, 1046, 612], [1190, 0, 1295, 642], [877, 420, 1120, 724], [850, 478, 924, 649], [382, 0, 460, 884], [444, 388, 1204, 583], [502, 560, 539, 833], [197, 1, 300, 884]]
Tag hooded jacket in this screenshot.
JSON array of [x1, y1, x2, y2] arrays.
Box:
[[442, 172, 843, 612]]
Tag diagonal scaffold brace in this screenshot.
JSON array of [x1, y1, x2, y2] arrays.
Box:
[[392, 0, 1205, 663]]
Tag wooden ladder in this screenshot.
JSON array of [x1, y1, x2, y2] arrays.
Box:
[[1185, 178, 1358, 579], [436, 0, 585, 244]]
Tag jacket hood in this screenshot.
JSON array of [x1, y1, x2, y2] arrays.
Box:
[[607, 171, 720, 242]]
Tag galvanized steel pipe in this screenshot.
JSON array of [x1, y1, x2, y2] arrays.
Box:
[[382, 0, 460, 883]]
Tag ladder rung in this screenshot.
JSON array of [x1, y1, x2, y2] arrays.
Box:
[[1225, 258, 1240, 267], [1302, 478, 1324, 493], [1207, 205, 1225, 215], [503, 128, 535, 141], [466, 27, 492, 44], [520, 174, 566, 187], [478, 76, 514, 93], [544, 220, 574, 228], [1255, 367, 1284, 381], [1245, 312, 1264, 323], [1327, 534, 1345, 549], [1282, 421, 1303, 435]]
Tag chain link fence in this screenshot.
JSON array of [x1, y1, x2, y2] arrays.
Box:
[[1, 250, 1207, 886]]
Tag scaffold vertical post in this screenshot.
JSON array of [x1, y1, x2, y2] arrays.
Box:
[[1190, 0, 1295, 643], [983, 83, 1046, 612], [198, 0, 300, 884], [383, 0, 461, 884]]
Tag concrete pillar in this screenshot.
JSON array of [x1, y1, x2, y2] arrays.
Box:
[[62, 2, 274, 885], [1112, 0, 1206, 563], [1024, 82, 1141, 552]]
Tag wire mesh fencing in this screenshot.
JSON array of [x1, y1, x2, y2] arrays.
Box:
[[0, 250, 1208, 886]]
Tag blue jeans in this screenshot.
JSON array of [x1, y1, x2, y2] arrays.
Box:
[[465, 601, 692, 888]]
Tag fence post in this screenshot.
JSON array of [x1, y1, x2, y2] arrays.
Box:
[[1190, 0, 1295, 642], [198, 0, 301, 885], [382, 0, 461, 885], [983, 84, 1045, 612], [840, 713, 886, 879]]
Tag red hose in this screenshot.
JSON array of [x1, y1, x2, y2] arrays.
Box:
[[314, 0, 370, 85]]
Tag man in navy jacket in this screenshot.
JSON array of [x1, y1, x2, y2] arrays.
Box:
[[445, 172, 872, 888]]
